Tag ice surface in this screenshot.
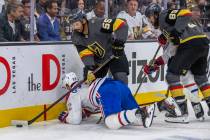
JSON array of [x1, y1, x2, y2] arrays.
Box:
[[0, 101, 210, 140]]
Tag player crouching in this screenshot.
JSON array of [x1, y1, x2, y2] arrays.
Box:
[[58, 72, 155, 129]]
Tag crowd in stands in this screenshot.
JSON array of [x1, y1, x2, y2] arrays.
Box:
[[0, 0, 209, 42]]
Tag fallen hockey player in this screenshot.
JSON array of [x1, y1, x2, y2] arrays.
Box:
[[58, 72, 155, 129]]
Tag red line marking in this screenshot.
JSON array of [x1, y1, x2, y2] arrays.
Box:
[[44, 104, 47, 121]]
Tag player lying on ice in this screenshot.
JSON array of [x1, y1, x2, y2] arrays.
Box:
[[58, 72, 155, 129]]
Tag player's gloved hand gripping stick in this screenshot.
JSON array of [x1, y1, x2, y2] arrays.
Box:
[[12, 55, 115, 127], [134, 45, 162, 98]]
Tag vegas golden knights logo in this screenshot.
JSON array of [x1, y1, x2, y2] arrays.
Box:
[[133, 26, 142, 39], [88, 42, 105, 58]]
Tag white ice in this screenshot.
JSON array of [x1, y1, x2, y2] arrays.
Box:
[[1, 101, 210, 140]]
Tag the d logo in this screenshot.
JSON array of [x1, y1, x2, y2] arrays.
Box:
[[42, 54, 61, 91]]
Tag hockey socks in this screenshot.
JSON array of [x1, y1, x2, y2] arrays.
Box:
[[182, 83, 205, 120], [105, 109, 138, 129], [105, 104, 155, 129], [200, 84, 210, 116]]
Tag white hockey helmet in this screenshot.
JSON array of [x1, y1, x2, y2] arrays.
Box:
[[62, 72, 79, 89]]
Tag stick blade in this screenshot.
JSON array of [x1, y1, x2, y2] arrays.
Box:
[[11, 120, 29, 127]]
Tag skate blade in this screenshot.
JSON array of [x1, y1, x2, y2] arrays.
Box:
[[196, 116, 205, 122], [165, 116, 189, 124]]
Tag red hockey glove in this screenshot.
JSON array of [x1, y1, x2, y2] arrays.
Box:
[[143, 64, 160, 75], [58, 111, 69, 123], [154, 56, 165, 66], [158, 34, 167, 46]]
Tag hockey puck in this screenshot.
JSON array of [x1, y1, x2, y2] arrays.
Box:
[[16, 124, 23, 128]]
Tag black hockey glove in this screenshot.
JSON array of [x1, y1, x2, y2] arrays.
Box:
[[170, 29, 181, 46], [112, 39, 125, 58]]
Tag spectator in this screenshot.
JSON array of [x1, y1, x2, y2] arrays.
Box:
[[86, 0, 105, 20], [190, 4, 207, 31], [167, 1, 176, 9], [61, 0, 77, 12], [0, 0, 5, 13], [62, 0, 95, 12], [85, 0, 96, 11], [37, 0, 61, 41], [139, 0, 153, 14], [1, 0, 17, 14], [36, 0, 47, 16], [20, 0, 40, 41], [0, 2, 23, 42], [72, 0, 85, 14], [117, 0, 154, 40], [191, 5, 202, 21], [109, 0, 123, 18]]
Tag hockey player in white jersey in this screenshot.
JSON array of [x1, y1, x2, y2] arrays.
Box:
[[58, 72, 155, 129]]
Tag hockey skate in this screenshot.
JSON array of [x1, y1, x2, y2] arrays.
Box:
[[165, 100, 189, 124], [136, 104, 155, 128], [205, 97, 210, 116], [191, 102, 205, 121], [157, 97, 182, 117]]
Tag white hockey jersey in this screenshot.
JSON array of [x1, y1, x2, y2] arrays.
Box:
[[117, 11, 153, 39], [65, 78, 106, 124]]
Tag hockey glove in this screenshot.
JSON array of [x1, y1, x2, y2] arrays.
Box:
[[58, 111, 69, 123], [158, 34, 167, 46], [143, 64, 159, 75], [112, 38, 125, 58], [170, 29, 181, 46], [154, 56, 165, 66], [112, 45, 124, 58], [83, 65, 96, 84], [143, 56, 164, 75]]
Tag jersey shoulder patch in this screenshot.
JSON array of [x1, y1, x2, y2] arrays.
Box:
[[101, 18, 126, 33], [177, 9, 192, 17]]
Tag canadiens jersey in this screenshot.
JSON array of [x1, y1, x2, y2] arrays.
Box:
[[68, 77, 106, 114], [72, 18, 128, 66], [159, 9, 208, 45], [117, 11, 152, 39]]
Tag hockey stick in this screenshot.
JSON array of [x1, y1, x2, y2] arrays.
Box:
[[12, 55, 115, 127], [134, 45, 162, 98]]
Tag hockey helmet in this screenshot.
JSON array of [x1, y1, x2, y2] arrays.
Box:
[[145, 3, 162, 18], [62, 72, 79, 89], [71, 11, 86, 23]]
